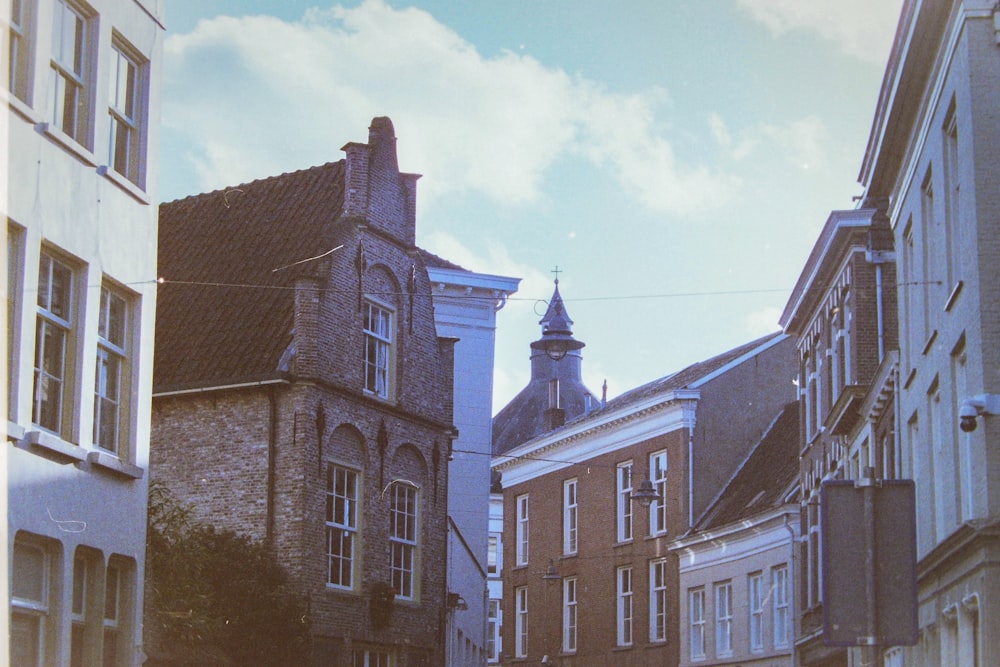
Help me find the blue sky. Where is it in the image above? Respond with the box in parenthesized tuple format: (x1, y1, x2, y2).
(160, 0, 904, 412)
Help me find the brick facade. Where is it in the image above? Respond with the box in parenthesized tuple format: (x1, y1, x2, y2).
(151, 118, 456, 666)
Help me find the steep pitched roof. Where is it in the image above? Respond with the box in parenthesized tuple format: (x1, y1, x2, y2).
(155, 162, 346, 392)
(693, 401, 800, 531)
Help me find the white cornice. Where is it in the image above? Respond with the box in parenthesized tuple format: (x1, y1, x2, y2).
(494, 390, 700, 487)
(670, 506, 799, 573)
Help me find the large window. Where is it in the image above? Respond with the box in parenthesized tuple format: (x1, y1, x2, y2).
(773, 565, 789, 648)
(94, 284, 129, 454)
(649, 450, 668, 535)
(749, 572, 763, 651)
(689, 587, 706, 660)
(108, 38, 145, 185)
(8, 0, 34, 102)
(33, 251, 75, 436)
(515, 586, 528, 658)
(363, 301, 393, 399)
(390, 483, 418, 599)
(650, 558, 668, 642)
(617, 566, 633, 647)
(516, 494, 529, 566)
(715, 581, 733, 657)
(326, 463, 359, 589)
(11, 537, 54, 666)
(563, 478, 578, 555)
(616, 461, 633, 542)
(49, 0, 91, 145)
(562, 577, 577, 653)
(487, 599, 500, 663)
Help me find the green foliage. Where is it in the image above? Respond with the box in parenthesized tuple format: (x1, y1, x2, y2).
(145, 482, 310, 666)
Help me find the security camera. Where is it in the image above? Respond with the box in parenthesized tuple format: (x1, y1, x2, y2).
(959, 400, 979, 433)
(959, 395, 1000, 433)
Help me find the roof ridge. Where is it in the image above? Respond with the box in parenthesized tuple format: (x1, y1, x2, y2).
(161, 159, 345, 205)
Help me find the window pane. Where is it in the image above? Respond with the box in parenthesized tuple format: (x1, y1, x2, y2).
(13, 543, 45, 601)
(11, 613, 41, 666)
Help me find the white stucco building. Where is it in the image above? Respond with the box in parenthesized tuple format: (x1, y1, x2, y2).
(858, 1, 1000, 664)
(427, 262, 519, 666)
(4, 0, 164, 664)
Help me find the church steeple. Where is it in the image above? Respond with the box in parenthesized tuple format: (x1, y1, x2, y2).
(492, 272, 596, 456)
(531, 278, 585, 362)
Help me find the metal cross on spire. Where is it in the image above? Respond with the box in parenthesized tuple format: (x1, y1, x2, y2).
(551, 265, 562, 284)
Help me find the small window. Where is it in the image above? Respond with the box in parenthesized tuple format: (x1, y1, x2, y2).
(33, 250, 76, 437)
(363, 301, 393, 399)
(11, 536, 54, 666)
(8, 0, 35, 102)
(107, 37, 146, 187)
(486, 599, 500, 663)
(49, 0, 92, 146)
(326, 463, 359, 589)
(487, 534, 499, 576)
(650, 559, 668, 642)
(515, 494, 529, 566)
(617, 566, 633, 647)
(515, 586, 528, 658)
(649, 450, 668, 535)
(773, 565, 790, 648)
(749, 572, 764, 651)
(563, 478, 578, 555)
(689, 587, 706, 660)
(390, 483, 418, 599)
(94, 284, 130, 455)
(616, 461, 633, 542)
(562, 577, 577, 653)
(715, 581, 733, 657)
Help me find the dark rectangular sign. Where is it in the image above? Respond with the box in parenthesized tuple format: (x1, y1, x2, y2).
(821, 479, 918, 647)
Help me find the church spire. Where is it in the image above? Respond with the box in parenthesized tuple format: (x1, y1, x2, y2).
(531, 273, 584, 361)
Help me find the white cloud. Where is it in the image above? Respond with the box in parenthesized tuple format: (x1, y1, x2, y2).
(736, 0, 904, 65)
(164, 0, 737, 216)
(710, 113, 829, 170)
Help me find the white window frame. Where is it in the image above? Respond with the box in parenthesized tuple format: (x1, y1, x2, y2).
(773, 565, 790, 648)
(11, 538, 51, 667)
(650, 558, 668, 642)
(363, 300, 393, 399)
(617, 566, 633, 647)
(563, 478, 578, 555)
(108, 36, 146, 186)
(715, 581, 733, 657)
(354, 648, 392, 667)
(487, 533, 500, 576)
(689, 587, 706, 660)
(516, 494, 529, 566)
(515, 586, 528, 658)
(8, 0, 35, 103)
(487, 598, 501, 663)
(326, 463, 359, 589)
(33, 250, 75, 437)
(617, 461, 633, 543)
(94, 284, 129, 455)
(49, 0, 91, 145)
(649, 450, 668, 535)
(562, 577, 577, 653)
(390, 483, 418, 600)
(749, 572, 764, 652)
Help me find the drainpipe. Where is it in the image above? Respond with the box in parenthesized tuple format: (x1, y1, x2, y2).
(266, 385, 278, 544)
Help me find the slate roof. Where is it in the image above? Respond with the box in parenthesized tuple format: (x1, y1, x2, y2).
(155, 162, 348, 392)
(693, 401, 800, 531)
(600, 331, 786, 415)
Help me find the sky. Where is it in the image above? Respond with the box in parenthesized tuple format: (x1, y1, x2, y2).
(160, 0, 905, 414)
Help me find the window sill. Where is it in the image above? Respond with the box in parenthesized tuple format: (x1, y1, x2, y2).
(921, 329, 939, 356)
(38, 122, 98, 167)
(944, 280, 963, 312)
(98, 165, 150, 204)
(87, 450, 144, 479)
(26, 429, 87, 462)
(7, 421, 26, 442)
(4, 90, 41, 124)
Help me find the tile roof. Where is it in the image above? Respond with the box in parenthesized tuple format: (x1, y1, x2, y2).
(155, 162, 347, 392)
(693, 401, 800, 531)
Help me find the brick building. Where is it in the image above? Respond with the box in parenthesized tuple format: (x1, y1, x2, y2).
(492, 330, 796, 667)
(5, 0, 164, 664)
(779, 206, 900, 667)
(150, 118, 459, 665)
